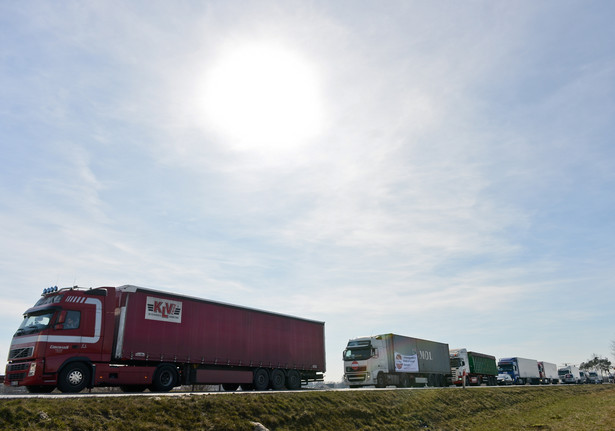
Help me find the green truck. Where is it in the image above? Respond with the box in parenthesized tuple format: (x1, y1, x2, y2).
(449, 348, 498, 386)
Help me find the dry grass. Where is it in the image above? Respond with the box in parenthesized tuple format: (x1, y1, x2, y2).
(0, 385, 614, 430)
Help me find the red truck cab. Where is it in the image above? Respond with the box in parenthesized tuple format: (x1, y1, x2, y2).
(5, 286, 115, 393)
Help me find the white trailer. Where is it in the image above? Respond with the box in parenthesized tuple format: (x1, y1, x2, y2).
(538, 361, 558, 384)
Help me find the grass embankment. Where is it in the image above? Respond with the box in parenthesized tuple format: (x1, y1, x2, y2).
(1, 385, 615, 430)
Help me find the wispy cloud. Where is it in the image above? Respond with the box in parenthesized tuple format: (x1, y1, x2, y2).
(1, 0, 614, 380)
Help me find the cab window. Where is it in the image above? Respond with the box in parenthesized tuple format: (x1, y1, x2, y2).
(64, 310, 81, 329)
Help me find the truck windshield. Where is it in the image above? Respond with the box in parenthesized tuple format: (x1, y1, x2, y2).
(344, 347, 372, 361)
(499, 364, 514, 373)
(15, 311, 56, 336)
(450, 358, 462, 368)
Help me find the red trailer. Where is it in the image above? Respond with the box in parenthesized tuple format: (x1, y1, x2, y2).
(5, 285, 325, 393)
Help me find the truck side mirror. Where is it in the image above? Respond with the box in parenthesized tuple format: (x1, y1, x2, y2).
(55, 310, 67, 328)
(56, 311, 66, 324)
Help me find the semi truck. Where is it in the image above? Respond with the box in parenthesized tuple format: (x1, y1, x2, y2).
(497, 357, 540, 385)
(558, 365, 581, 384)
(343, 333, 450, 388)
(449, 348, 498, 386)
(537, 361, 559, 384)
(5, 285, 326, 393)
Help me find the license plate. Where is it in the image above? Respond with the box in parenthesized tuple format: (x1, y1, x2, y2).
(11, 381, 19, 386)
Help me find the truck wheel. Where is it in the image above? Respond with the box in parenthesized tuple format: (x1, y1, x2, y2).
(222, 384, 239, 391)
(376, 373, 386, 388)
(253, 368, 270, 391)
(270, 369, 286, 390)
(58, 362, 90, 393)
(240, 383, 254, 391)
(286, 370, 301, 390)
(26, 385, 55, 393)
(151, 365, 178, 392)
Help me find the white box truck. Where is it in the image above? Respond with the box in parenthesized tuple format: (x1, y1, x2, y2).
(558, 365, 580, 384)
(497, 357, 540, 385)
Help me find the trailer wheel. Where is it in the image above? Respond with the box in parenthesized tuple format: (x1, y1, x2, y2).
(286, 370, 301, 390)
(253, 368, 270, 391)
(120, 385, 147, 393)
(151, 365, 178, 392)
(270, 369, 286, 390)
(427, 374, 435, 387)
(400, 374, 410, 388)
(436, 374, 445, 387)
(222, 384, 239, 391)
(58, 362, 90, 393)
(240, 383, 254, 391)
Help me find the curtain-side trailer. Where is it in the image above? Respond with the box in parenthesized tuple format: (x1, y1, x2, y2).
(5, 285, 325, 393)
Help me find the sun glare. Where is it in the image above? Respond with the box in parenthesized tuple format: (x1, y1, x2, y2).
(201, 42, 324, 152)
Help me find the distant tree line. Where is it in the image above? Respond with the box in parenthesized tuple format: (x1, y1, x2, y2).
(580, 353, 612, 375)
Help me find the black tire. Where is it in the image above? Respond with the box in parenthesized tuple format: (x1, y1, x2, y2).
(400, 374, 410, 388)
(437, 374, 445, 387)
(26, 385, 55, 393)
(286, 370, 301, 390)
(376, 373, 386, 388)
(151, 365, 178, 392)
(120, 385, 148, 393)
(253, 368, 269, 391)
(222, 383, 239, 391)
(270, 369, 286, 390)
(57, 362, 90, 393)
(240, 383, 254, 391)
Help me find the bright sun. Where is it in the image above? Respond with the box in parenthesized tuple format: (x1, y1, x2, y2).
(201, 42, 324, 152)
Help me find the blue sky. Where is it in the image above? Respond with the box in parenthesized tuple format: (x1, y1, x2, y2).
(1, 1, 614, 383)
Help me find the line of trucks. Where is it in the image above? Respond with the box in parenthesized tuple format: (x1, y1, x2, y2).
(3, 285, 603, 393)
(342, 335, 565, 388)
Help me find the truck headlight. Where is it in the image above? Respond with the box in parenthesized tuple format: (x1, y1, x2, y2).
(28, 363, 36, 377)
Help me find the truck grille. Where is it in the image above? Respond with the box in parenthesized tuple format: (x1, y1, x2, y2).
(7, 363, 29, 372)
(9, 347, 33, 360)
(6, 372, 27, 381)
(346, 373, 368, 382)
(345, 366, 367, 372)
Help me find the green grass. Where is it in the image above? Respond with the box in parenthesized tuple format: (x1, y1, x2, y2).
(1, 385, 615, 430)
